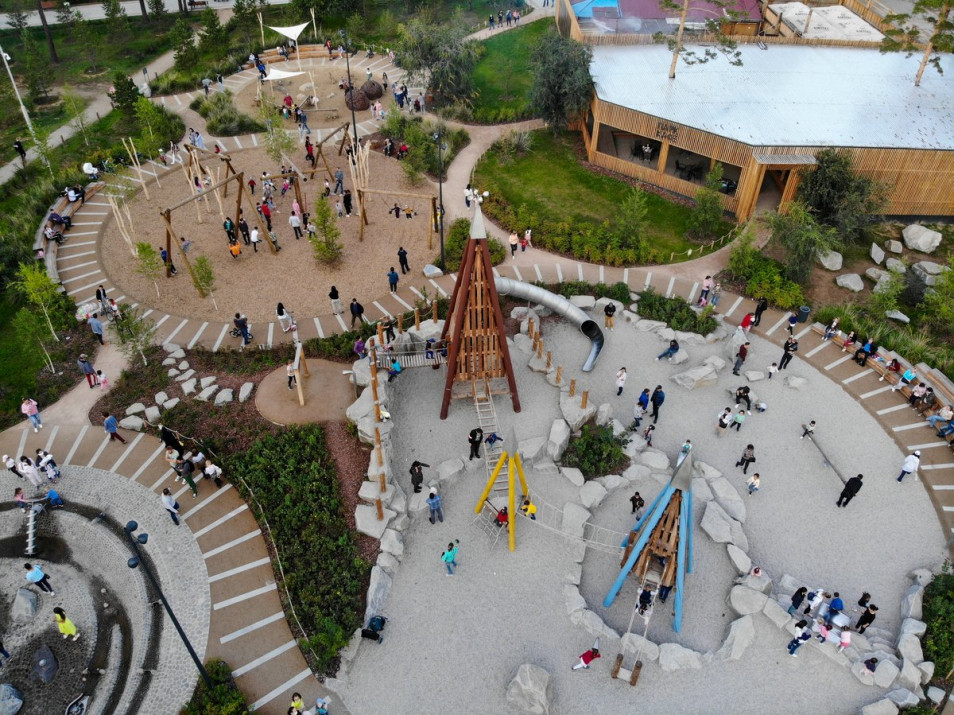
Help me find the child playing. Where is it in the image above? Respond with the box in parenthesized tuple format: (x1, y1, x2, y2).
(485, 432, 503, 446)
(96, 370, 108, 390)
(287, 362, 297, 390)
(336, 200, 343, 218)
(837, 625, 851, 653)
(631, 403, 646, 430)
(767, 362, 779, 379)
(815, 618, 832, 643)
(642, 424, 655, 447)
(681, 439, 692, 455)
(746, 473, 760, 495)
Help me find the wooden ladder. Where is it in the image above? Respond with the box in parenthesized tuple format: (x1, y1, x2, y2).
(473, 378, 507, 492)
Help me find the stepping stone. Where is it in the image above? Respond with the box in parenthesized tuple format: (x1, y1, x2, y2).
(214, 389, 234, 405)
(118, 416, 144, 431)
(154, 392, 168, 406)
(125, 403, 145, 416)
(174, 369, 196, 382)
(162, 343, 181, 353)
(181, 378, 197, 396)
(162, 358, 176, 367)
(196, 385, 219, 402)
(144, 406, 161, 423)
(239, 382, 254, 402)
(200, 376, 216, 388)
(169, 349, 186, 359)
(163, 398, 180, 410)
(177, 360, 190, 371)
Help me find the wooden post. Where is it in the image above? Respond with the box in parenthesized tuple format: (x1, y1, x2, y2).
(546, 351, 552, 369)
(357, 189, 366, 243)
(414, 309, 420, 330)
(556, 366, 562, 384)
(378, 471, 387, 494)
(569, 379, 576, 397)
(536, 341, 543, 358)
(398, 314, 404, 333)
(375, 428, 384, 468)
(433, 302, 439, 324)
(377, 323, 384, 344)
(528, 318, 534, 338)
(581, 390, 589, 409)
(375, 498, 384, 520)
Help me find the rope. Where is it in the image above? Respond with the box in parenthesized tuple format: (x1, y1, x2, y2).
(142, 420, 218, 460)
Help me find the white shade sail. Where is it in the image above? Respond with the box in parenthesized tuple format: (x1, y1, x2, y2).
(265, 68, 305, 81)
(267, 22, 310, 41)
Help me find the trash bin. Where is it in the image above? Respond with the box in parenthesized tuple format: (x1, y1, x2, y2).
(797, 305, 811, 323)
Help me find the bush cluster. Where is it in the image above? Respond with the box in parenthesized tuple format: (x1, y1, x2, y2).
(381, 112, 469, 180)
(562, 424, 629, 479)
(183, 659, 249, 715)
(636, 290, 719, 335)
(922, 564, 954, 678)
(189, 91, 264, 136)
(726, 231, 805, 310)
(442, 218, 506, 272)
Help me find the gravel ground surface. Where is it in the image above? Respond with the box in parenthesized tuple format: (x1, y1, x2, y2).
(99, 147, 436, 323)
(336, 315, 947, 714)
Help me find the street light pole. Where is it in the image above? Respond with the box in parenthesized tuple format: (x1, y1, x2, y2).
(434, 131, 446, 271)
(340, 30, 359, 150)
(124, 521, 213, 690)
(0, 43, 39, 146)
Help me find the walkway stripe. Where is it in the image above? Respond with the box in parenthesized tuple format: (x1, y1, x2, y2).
(513, 265, 523, 282)
(843, 371, 872, 385)
(208, 556, 271, 584)
(58, 240, 97, 248)
(723, 296, 743, 319)
(267, 322, 274, 348)
(394, 292, 415, 309)
(110, 433, 145, 472)
(233, 136, 244, 149)
(334, 313, 347, 330)
(860, 385, 893, 399)
(922, 463, 954, 471)
(766, 313, 791, 336)
(57, 260, 98, 272)
(187, 322, 209, 349)
(251, 133, 258, 146)
(232, 641, 299, 678)
(426, 281, 446, 299)
(577, 263, 584, 281)
(212, 323, 230, 352)
(220, 612, 285, 644)
(531, 264, 542, 282)
(910, 441, 949, 450)
(163, 319, 189, 345)
(192, 504, 248, 538)
(664, 275, 675, 298)
(642, 271, 651, 290)
(61, 269, 103, 284)
(42, 425, 60, 453)
(795, 325, 814, 340)
(213, 582, 276, 610)
(16, 428, 30, 462)
(130, 445, 164, 483)
(64, 425, 90, 465)
(825, 355, 853, 371)
(203, 530, 261, 560)
(154, 314, 170, 330)
(61, 230, 99, 237)
(313, 317, 324, 338)
(173, 94, 182, 106)
(623, 268, 629, 285)
(556, 264, 563, 282)
(70, 221, 104, 226)
(805, 341, 831, 358)
(687, 281, 698, 303)
(893, 422, 929, 432)
(372, 301, 393, 319)
(248, 668, 313, 711)
(86, 435, 111, 467)
(216, 139, 227, 152)
(877, 404, 910, 415)
(408, 287, 425, 301)
(598, 265, 604, 283)
(141, 309, 153, 319)
(84, 201, 110, 206)
(67, 280, 105, 297)
(56, 252, 96, 262)
(933, 485, 954, 490)
(182, 483, 234, 520)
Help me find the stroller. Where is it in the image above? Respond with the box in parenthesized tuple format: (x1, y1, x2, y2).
(361, 615, 388, 643)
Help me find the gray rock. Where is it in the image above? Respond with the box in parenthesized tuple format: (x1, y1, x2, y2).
(852, 660, 876, 685)
(520, 437, 547, 464)
(436, 457, 464, 483)
(196, 385, 219, 402)
(568, 295, 595, 310)
(570, 608, 618, 642)
(609, 419, 627, 438)
(125, 402, 145, 416)
(694, 461, 722, 481)
(910, 568, 934, 586)
(622, 464, 650, 482)
(422, 264, 444, 278)
(561, 467, 585, 488)
(354, 505, 395, 539)
(519, 309, 540, 337)
(897, 634, 924, 664)
(177, 360, 190, 371)
(380, 528, 404, 558)
(866, 649, 902, 669)
(346, 389, 375, 423)
(363, 566, 392, 625)
(163, 398, 180, 410)
(167, 347, 185, 358)
(144, 405, 161, 423)
(154, 391, 168, 406)
(903, 224, 942, 253)
(579, 481, 608, 509)
(885, 310, 910, 324)
(670, 349, 689, 365)
(701, 501, 733, 544)
(886, 239, 904, 254)
(376, 551, 399, 576)
(871, 243, 886, 265)
(601, 474, 625, 492)
(510, 307, 530, 320)
(703, 355, 727, 372)
(162, 357, 176, 366)
(927, 686, 944, 704)
(528, 352, 552, 374)
(728, 585, 767, 615)
(917, 260, 949, 275)
(900, 584, 924, 620)
(200, 375, 216, 388)
(874, 277, 895, 294)
(564, 562, 583, 585)
(181, 378, 197, 396)
(717, 615, 755, 661)
(656, 327, 676, 341)
(594, 297, 624, 316)
(559, 392, 597, 431)
(638, 449, 670, 471)
(635, 319, 667, 332)
(214, 389, 234, 405)
(818, 250, 844, 271)
(595, 403, 613, 427)
(339, 628, 363, 666)
(710, 476, 746, 523)
(674, 330, 707, 346)
(867, 267, 890, 282)
(886, 688, 921, 708)
(671, 365, 718, 390)
(898, 658, 921, 691)
(901, 618, 927, 638)
(622, 309, 638, 323)
(862, 700, 899, 715)
(168, 368, 181, 378)
(0, 684, 23, 714)
(506, 663, 552, 715)
(174, 368, 195, 382)
(118, 416, 144, 431)
(621, 633, 660, 662)
(547, 419, 571, 461)
(239, 382, 254, 403)
(784, 375, 807, 390)
(659, 643, 702, 671)
(726, 544, 751, 575)
(561, 503, 591, 538)
(744, 370, 765, 382)
(886, 257, 907, 274)
(918, 661, 935, 684)
(729, 519, 749, 551)
(691, 477, 714, 501)
(739, 573, 772, 594)
(763, 597, 792, 629)
(836, 273, 865, 292)
(11, 588, 37, 623)
(874, 660, 901, 688)
(564, 584, 586, 614)
(912, 261, 947, 288)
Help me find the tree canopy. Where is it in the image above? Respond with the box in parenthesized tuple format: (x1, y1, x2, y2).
(395, 18, 478, 104)
(529, 30, 594, 132)
(882, 0, 954, 86)
(767, 200, 841, 285)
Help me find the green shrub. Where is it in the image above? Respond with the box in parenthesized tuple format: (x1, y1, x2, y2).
(637, 290, 718, 335)
(191, 91, 265, 136)
(922, 563, 954, 678)
(563, 424, 629, 479)
(183, 659, 249, 715)
(726, 230, 805, 310)
(441, 218, 505, 272)
(381, 112, 469, 180)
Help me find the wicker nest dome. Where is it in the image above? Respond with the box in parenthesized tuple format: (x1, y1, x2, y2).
(345, 88, 370, 111)
(362, 80, 384, 100)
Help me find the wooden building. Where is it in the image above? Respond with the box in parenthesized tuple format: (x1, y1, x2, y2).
(573, 39, 954, 220)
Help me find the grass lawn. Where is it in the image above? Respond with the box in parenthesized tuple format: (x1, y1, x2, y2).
(0, 101, 82, 164)
(474, 130, 703, 262)
(471, 20, 549, 122)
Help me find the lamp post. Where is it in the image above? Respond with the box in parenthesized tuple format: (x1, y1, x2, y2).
(339, 29, 359, 150)
(434, 131, 446, 271)
(0, 44, 39, 149)
(123, 520, 213, 690)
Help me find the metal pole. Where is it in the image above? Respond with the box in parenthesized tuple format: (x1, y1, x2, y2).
(435, 132, 446, 271)
(125, 530, 213, 690)
(1, 43, 39, 146)
(341, 31, 359, 149)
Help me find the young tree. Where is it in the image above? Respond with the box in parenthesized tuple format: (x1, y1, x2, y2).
(62, 84, 90, 146)
(12, 308, 55, 374)
(259, 102, 296, 163)
(797, 149, 886, 243)
(231, 0, 257, 44)
(199, 7, 226, 55)
(766, 200, 840, 285)
(14, 262, 63, 341)
(6, 1, 29, 32)
(134, 242, 163, 298)
(309, 197, 344, 265)
(882, 0, 954, 86)
(21, 33, 54, 105)
(146, 0, 167, 22)
(111, 72, 141, 123)
(55, 1, 76, 27)
(102, 0, 130, 38)
(657, 0, 743, 79)
(134, 96, 165, 157)
(74, 14, 101, 73)
(687, 162, 726, 241)
(192, 255, 218, 309)
(395, 19, 479, 104)
(529, 30, 594, 133)
(113, 304, 157, 366)
(610, 188, 649, 261)
(170, 18, 198, 72)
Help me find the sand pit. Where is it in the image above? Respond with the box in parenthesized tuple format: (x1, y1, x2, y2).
(334, 316, 947, 713)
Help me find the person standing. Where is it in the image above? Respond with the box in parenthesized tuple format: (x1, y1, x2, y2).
(698, 275, 713, 305)
(20, 457, 44, 488)
(333, 167, 344, 195)
(21, 398, 42, 433)
(175, 456, 200, 499)
(349, 298, 365, 328)
(615, 367, 627, 396)
(746, 473, 760, 495)
(89, 314, 106, 346)
(387, 267, 399, 293)
(801, 420, 816, 440)
(203, 459, 224, 488)
(779, 336, 798, 370)
(740, 312, 754, 332)
(4, 454, 22, 479)
(233, 313, 251, 345)
(426, 488, 444, 524)
(509, 231, 519, 259)
(732, 342, 749, 376)
(716, 408, 732, 437)
(731, 409, 746, 432)
(826, 592, 845, 627)
(160, 246, 177, 275)
(329, 286, 344, 315)
(409, 460, 429, 494)
(102, 411, 127, 444)
(837, 473, 864, 507)
(54, 607, 80, 641)
(24, 563, 54, 594)
(398, 247, 410, 274)
(787, 620, 812, 657)
(856, 604, 879, 634)
(897, 451, 921, 482)
(161, 488, 180, 525)
(572, 647, 601, 670)
(13, 139, 27, 165)
(788, 587, 808, 616)
(787, 313, 798, 336)
(630, 491, 644, 517)
(468, 427, 484, 460)
(650, 386, 665, 424)
(95, 285, 109, 314)
(288, 212, 302, 239)
(276, 303, 293, 333)
(343, 189, 353, 217)
(735, 444, 755, 474)
(752, 296, 768, 326)
(604, 301, 616, 331)
(441, 540, 459, 575)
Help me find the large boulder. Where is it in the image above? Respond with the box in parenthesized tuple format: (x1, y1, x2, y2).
(638, 449, 670, 471)
(870, 243, 886, 265)
(436, 458, 465, 484)
(579, 481, 608, 509)
(126, 402, 145, 416)
(568, 295, 595, 310)
(886, 689, 921, 709)
(560, 392, 597, 431)
(635, 319, 667, 332)
(0, 685, 23, 714)
(709, 476, 746, 523)
(506, 664, 552, 715)
(861, 700, 899, 715)
(622, 464, 650, 482)
(671, 365, 718, 390)
(659, 643, 702, 671)
(691, 478, 714, 502)
(621, 633, 660, 662)
(561, 503, 591, 538)
(818, 250, 843, 271)
(885, 310, 910, 324)
(763, 597, 792, 629)
(873, 660, 901, 689)
(11, 588, 37, 623)
(118, 416, 144, 432)
(900, 584, 924, 620)
(726, 544, 751, 575)
(564, 584, 586, 614)
(836, 273, 865, 292)
(670, 349, 689, 365)
(903, 224, 942, 253)
(897, 634, 923, 664)
(363, 566, 392, 624)
(701, 501, 734, 543)
(898, 658, 921, 691)
(380, 528, 404, 558)
(702, 355, 727, 372)
(561, 467, 585, 487)
(728, 585, 767, 615)
(918, 661, 935, 684)
(546, 419, 571, 461)
(694, 461, 722, 481)
(355, 505, 395, 539)
(717, 615, 755, 660)
(901, 619, 927, 638)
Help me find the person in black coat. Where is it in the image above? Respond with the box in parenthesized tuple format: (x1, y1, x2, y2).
(409, 461, 430, 494)
(468, 428, 484, 460)
(837, 473, 864, 508)
(753, 296, 768, 326)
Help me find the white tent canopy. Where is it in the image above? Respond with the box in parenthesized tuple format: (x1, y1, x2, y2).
(264, 68, 305, 81)
(267, 22, 310, 42)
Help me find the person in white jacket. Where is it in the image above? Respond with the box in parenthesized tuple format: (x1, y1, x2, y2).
(897, 451, 921, 483)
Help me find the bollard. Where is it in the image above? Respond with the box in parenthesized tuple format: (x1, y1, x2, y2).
(546, 350, 552, 369)
(433, 303, 439, 323)
(377, 323, 384, 344)
(581, 390, 589, 409)
(537, 341, 543, 358)
(378, 471, 387, 494)
(414, 309, 420, 330)
(375, 498, 384, 520)
(555, 366, 562, 384)
(398, 314, 404, 334)
(528, 317, 534, 338)
(569, 379, 576, 397)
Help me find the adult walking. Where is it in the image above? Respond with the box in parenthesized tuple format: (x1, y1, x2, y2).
(698, 275, 713, 305)
(333, 167, 344, 195)
(398, 247, 410, 274)
(25, 563, 54, 595)
(897, 451, 921, 482)
(21, 398, 42, 433)
(409, 460, 429, 494)
(468, 428, 484, 460)
(161, 488, 181, 525)
(102, 411, 126, 444)
(89, 314, 106, 346)
(276, 303, 294, 333)
(77, 354, 98, 388)
(779, 336, 798, 370)
(572, 647, 601, 670)
(615, 367, 627, 396)
(426, 488, 444, 524)
(837, 473, 864, 507)
(604, 301, 616, 331)
(732, 341, 749, 376)
(752, 296, 768, 326)
(349, 299, 365, 328)
(329, 286, 344, 315)
(735, 444, 755, 474)
(387, 267, 400, 293)
(509, 232, 518, 259)
(630, 491, 644, 517)
(650, 386, 665, 424)
(856, 604, 879, 634)
(54, 607, 80, 641)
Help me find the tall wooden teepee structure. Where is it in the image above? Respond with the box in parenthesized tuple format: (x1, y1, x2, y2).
(439, 205, 520, 419)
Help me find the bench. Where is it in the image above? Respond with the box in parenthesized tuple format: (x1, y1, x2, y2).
(33, 181, 105, 287)
(188, 0, 207, 7)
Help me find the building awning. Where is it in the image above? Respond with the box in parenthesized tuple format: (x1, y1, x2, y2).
(753, 153, 817, 166)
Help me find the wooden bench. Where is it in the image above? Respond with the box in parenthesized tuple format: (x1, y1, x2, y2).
(33, 181, 105, 287)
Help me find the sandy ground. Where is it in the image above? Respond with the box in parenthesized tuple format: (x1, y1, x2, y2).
(335, 316, 947, 714)
(99, 147, 437, 323)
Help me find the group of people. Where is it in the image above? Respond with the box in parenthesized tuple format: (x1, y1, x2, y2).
(785, 588, 879, 658)
(487, 7, 522, 30)
(508, 229, 533, 258)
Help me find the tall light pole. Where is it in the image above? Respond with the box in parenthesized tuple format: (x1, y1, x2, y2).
(0, 44, 39, 147)
(434, 131, 446, 271)
(124, 520, 213, 690)
(339, 29, 359, 150)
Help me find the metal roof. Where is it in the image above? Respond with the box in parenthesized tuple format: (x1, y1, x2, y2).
(753, 153, 817, 164)
(590, 44, 954, 150)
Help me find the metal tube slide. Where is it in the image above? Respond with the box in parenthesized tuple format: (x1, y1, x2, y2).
(494, 277, 605, 372)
